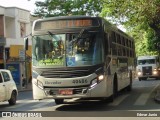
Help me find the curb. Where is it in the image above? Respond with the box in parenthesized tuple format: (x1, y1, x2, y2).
(17, 83, 32, 92)
(18, 89, 32, 92)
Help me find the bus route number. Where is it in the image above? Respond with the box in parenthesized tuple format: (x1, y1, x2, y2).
(72, 79, 88, 84)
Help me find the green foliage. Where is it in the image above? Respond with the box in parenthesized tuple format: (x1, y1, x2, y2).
(34, 0, 160, 56)
(101, 0, 160, 56)
(34, 0, 102, 17)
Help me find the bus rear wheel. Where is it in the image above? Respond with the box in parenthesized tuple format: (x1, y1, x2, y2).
(54, 99, 64, 105)
(126, 72, 132, 91)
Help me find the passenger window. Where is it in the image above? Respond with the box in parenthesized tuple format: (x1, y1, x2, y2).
(0, 73, 3, 83)
(2, 72, 10, 82)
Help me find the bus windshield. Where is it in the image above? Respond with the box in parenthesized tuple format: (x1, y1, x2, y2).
(32, 32, 102, 67)
(138, 59, 156, 65)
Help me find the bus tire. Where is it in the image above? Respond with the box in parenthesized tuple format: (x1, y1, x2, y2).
(126, 71, 132, 91)
(112, 74, 118, 100)
(113, 82, 118, 97)
(102, 75, 118, 103)
(107, 94, 114, 103)
(55, 99, 64, 105)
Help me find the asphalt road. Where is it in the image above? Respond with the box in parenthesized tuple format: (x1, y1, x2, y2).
(1, 78, 160, 118)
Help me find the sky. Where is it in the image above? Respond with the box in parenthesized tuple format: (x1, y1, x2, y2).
(0, 0, 44, 13)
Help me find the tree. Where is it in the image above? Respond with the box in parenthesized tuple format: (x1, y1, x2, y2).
(34, 0, 102, 17)
(101, 0, 160, 55)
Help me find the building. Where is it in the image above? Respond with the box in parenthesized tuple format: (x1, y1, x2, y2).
(0, 6, 33, 87)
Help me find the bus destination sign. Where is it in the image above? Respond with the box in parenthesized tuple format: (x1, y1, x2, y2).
(34, 19, 99, 30)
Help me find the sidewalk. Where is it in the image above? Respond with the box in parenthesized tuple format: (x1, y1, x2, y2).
(17, 83, 32, 92)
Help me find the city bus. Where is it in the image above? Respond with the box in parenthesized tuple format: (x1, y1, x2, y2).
(29, 16, 136, 104)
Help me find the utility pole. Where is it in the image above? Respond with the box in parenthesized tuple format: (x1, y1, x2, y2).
(3, 46, 6, 69)
(24, 38, 28, 88)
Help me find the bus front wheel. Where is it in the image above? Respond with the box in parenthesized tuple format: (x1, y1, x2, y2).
(54, 99, 64, 105)
(108, 75, 118, 102)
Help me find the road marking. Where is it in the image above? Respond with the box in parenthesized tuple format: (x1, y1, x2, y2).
(8, 99, 53, 109)
(134, 93, 150, 105)
(32, 102, 50, 108)
(17, 99, 34, 103)
(8, 100, 38, 108)
(108, 94, 130, 106)
(150, 83, 159, 93)
(32, 99, 53, 108)
(134, 83, 159, 106)
(8, 102, 28, 108)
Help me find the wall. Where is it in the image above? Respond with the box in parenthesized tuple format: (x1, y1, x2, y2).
(10, 45, 32, 58)
(0, 15, 4, 37)
(5, 17, 16, 38)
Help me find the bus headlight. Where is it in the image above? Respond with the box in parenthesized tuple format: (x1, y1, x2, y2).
(137, 71, 142, 76)
(153, 70, 158, 75)
(90, 75, 104, 88)
(98, 75, 104, 81)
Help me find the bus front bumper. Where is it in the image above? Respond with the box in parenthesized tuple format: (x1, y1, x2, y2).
(32, 80, 107, 100)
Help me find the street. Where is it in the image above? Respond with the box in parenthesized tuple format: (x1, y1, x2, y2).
(0, 78, 160, 117)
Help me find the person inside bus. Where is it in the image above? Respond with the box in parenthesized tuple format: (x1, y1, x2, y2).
(51, 40, 64, 59)
(48, 41, 55, 60)
(34, 39, 39, 60)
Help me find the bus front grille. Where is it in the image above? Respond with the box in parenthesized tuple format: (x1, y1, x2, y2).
(33, 64, 103, 78)
(142, 66, 152, 75)
(41, 69, 94, 78)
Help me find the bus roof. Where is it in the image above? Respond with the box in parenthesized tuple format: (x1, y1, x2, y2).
(137, 56, 157, 60)
(34, 15, 100, 22)
(32, 15, 134, 41)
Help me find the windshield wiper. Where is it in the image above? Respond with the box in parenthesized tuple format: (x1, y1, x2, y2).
(47, 31, 60, 41)
(69, 28, 86, 45)
(47, 31, 54, 36)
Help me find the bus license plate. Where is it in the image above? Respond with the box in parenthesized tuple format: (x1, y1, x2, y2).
(59, 89, 73, 95)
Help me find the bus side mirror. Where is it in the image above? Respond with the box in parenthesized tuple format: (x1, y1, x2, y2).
(24, 38, 28, 50)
